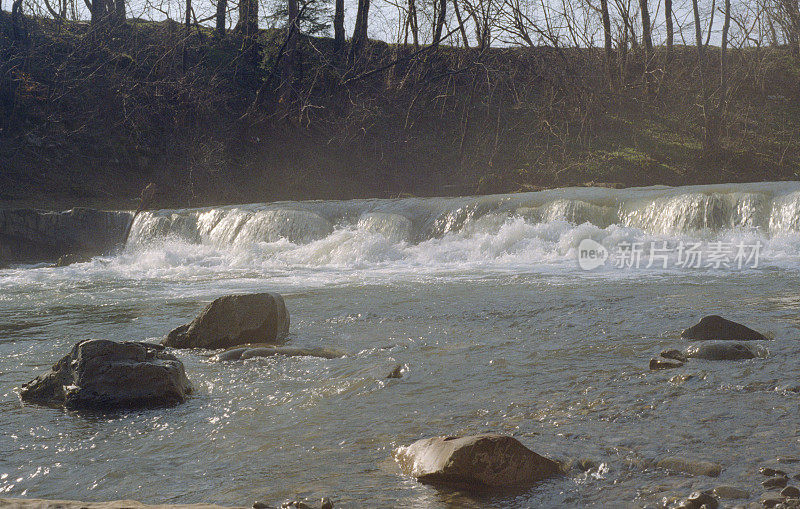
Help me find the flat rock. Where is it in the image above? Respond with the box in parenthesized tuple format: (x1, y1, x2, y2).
(684, 342, 757, 361)
(164, 293, 289, 349)
(20, 339, 192, 410)
(394, 434, 561, 489)
(656, 456, 722, 477)
(681, 315, 767, 341)
(213, 345, 344, 361)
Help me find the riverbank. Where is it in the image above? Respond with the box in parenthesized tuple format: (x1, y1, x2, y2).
(2, 16, 799, 210)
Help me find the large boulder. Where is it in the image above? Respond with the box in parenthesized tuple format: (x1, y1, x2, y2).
(681, 315, 767, 341)
(684, 341, 757, 361)
(394, 435, 562, 490)
(20, 339, 192, 410)
(163, 293, 289, 349)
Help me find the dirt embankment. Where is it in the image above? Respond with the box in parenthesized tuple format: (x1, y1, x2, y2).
(2, 16, 799, 211)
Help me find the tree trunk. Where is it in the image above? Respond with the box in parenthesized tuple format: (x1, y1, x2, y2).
(91, 0, 106, 27)
(600, 0, 613, 84)
(721, 0, 730, 85)
(408, 0, 419, 48)
(333, 0, 345, 52)
(11, 0, 25, 40)
(113, 0, 125, 25)
(349, 0, 371, 61)
(432, 0, 446, 46)
(639, 0, 652, 54)
(281, 0, 300, 104)
(236, 0, 258, 37)
(452, 0, 469, 47)
(216, 0, 227, 37)
(665, 0, 673, 57)
(692, 0, 703, 61)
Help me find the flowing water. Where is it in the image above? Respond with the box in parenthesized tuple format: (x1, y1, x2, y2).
(2, 182, 800, 508)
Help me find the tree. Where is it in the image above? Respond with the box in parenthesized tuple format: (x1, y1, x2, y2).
(433, 0, 447, 46)
(600, 0, 613, 83)
(216, 0, 227, 37)
(350, 0, 370, 60)
(333, 0, 344, 52)
(692, 0, 703, 60)
(639, 0, 652, 54)
(237, 0, 259, 37)
(665, 0, 673, 56)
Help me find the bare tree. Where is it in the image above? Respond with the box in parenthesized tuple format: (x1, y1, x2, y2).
(216, 0, 227, 37)
(665, 0, 673, 55)
(350, 0, 371, 60)
(237, 0, 258, 37)
(334, 0, 345, 52)
(639, 0, 652, 53)
(432, 0, 447, 46)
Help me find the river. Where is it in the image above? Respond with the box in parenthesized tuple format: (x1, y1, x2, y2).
(1, 182, 799, 507)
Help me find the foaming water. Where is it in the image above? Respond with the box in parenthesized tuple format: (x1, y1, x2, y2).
(2, 183, 800, 507)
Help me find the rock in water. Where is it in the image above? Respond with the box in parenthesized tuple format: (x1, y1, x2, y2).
(394, 435, 561, 490)
(684, 342, 756, 361)
(213, 345, 344, 361)
(681, 315, 767, 341)
(20, 339, 192, 410)
(650, 358, 684, 370)
(164, 293, 289, 349)
(656, 456, 722, 477)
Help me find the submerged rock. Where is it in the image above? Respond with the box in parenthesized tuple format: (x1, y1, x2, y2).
(386, 363, 407, 379)
(783, 486, 800, 498)
(681, 315, 767, 341)
(763, 476, 790, 489)
(650, 358, 684, 370)
(54, 253, 94, 267)
(713, 485, 749, 499)
(20, 339, 192, 410)
(164, 293, 289, 349)
(213, 345, 344, 361)
(656, 456, 722, 477)
(684, 342, 757, 361)
(394, 434, 561, 490)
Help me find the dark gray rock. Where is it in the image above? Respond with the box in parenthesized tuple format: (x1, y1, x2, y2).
(762, 468, 789, 477)
(684, 342, 757, 361)
(395, 434, 562, 490)
(681, 315, 767, 341)
(164, 293, 289, 349)
(0, 208, 132, 266)
(20, 339, 192, 410)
